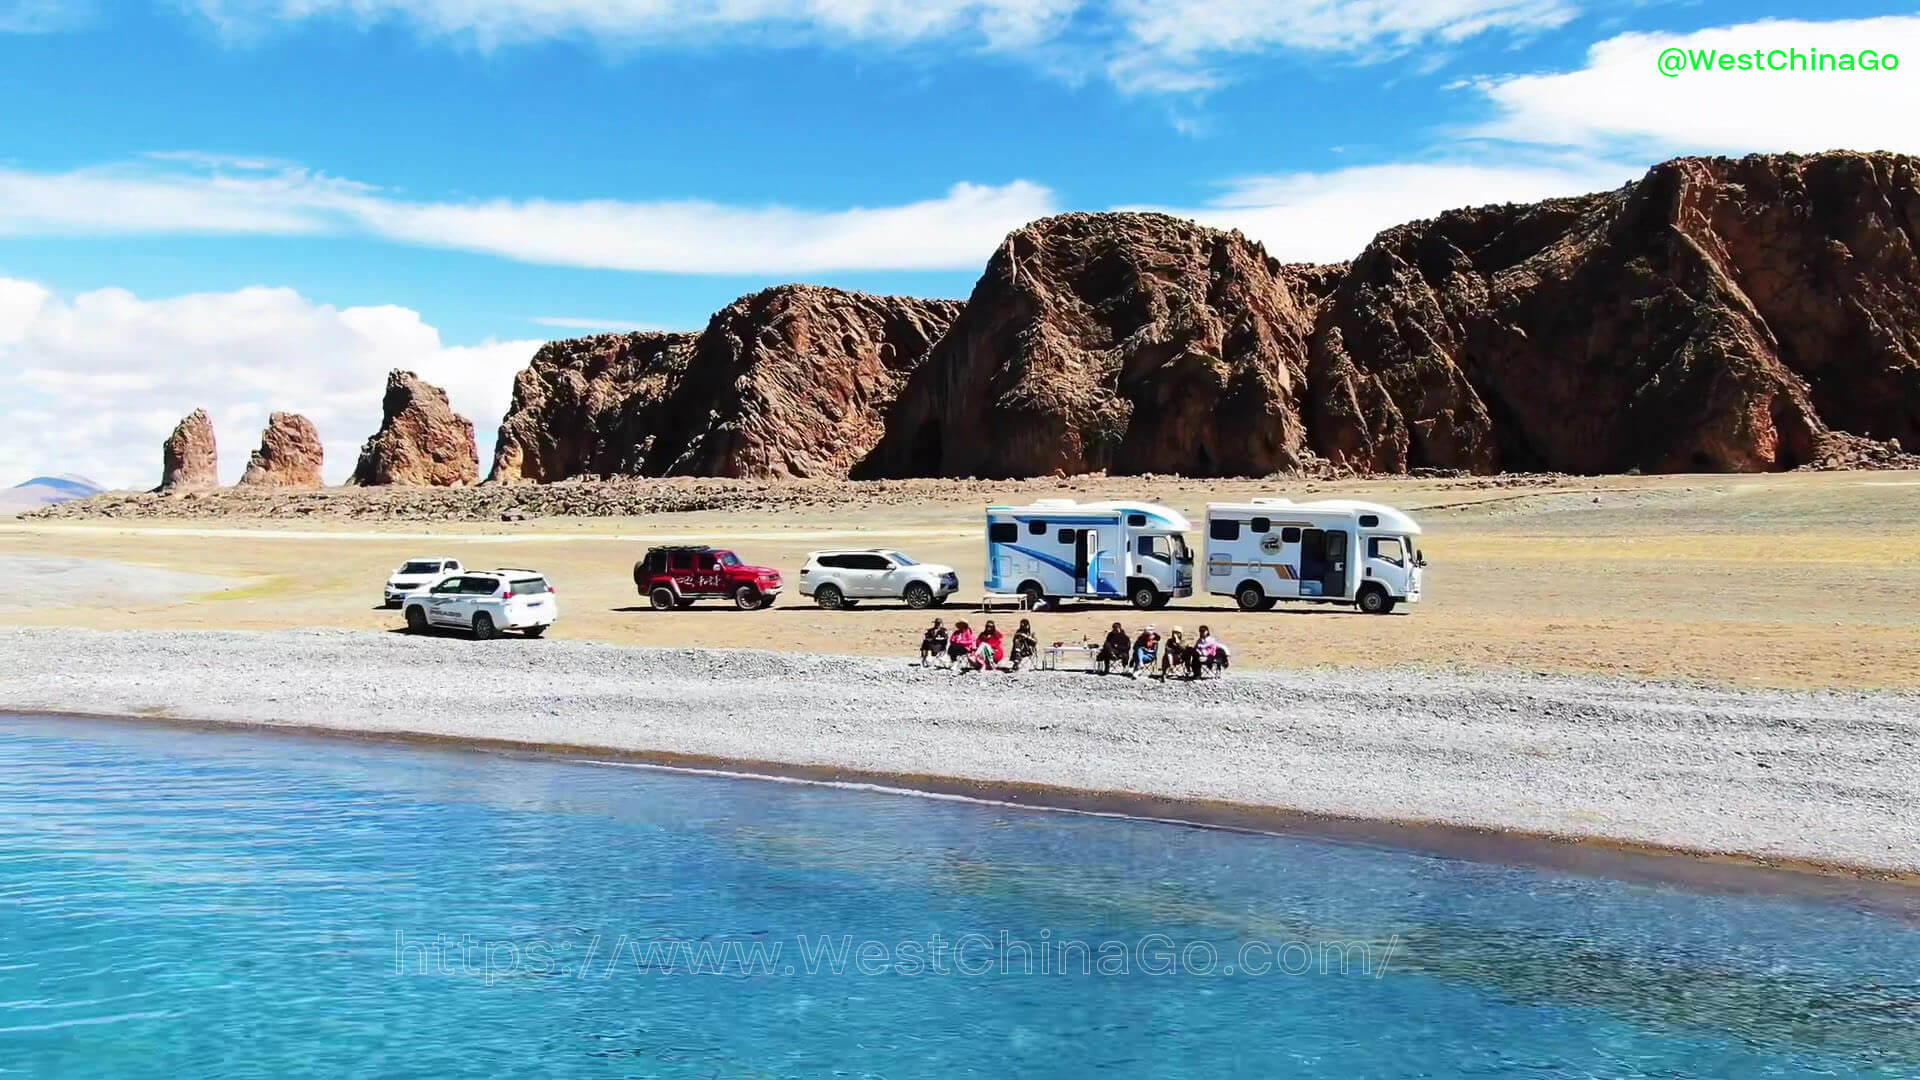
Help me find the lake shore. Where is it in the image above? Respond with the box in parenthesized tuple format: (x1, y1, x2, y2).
(6, 627, 1917, 882)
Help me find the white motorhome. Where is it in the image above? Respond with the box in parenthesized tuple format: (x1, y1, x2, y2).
(985, 500, 1194, 610)
(1204, 499, 1425, 614)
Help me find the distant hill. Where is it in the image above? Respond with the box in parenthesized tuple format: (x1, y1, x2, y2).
(0, 474, 105, 514)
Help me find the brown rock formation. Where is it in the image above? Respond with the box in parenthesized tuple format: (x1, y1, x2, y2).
(645, 285, 962, 478)
(488, 332, 697, 483)
(490, 286, 959, 482)
(352, 371, 478, 486)
(482, 151, 1919, 482)
(158, 408, 218, 491)
(237, 412, 324, 488)
(1306, 150, 1920, 473)
(859, 213, 1323, 478)
(863, 151, 1919, 478)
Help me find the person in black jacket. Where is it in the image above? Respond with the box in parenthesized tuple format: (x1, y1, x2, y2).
(1009, 618, 1038, 671)
(1096, 622, 1129, 675)
(919, 618, 949, 666)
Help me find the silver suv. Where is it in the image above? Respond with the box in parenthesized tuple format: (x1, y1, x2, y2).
(798, 549, 959, 610)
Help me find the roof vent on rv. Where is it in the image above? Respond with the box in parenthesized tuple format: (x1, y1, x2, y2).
(1030, 499, 1078, 508)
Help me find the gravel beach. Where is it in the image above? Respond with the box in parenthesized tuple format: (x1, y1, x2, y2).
(4, 627, 1917, 875)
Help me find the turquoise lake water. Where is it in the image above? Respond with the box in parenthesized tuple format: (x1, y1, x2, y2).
(2, 714, 1918, 1078)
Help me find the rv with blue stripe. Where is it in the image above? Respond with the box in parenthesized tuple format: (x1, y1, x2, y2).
(984, 500, 1194, 610)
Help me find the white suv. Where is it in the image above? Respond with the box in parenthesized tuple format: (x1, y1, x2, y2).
(384, 556, 462, 606)
(799, 550, 959, 610)
(403, 569, 558, 639)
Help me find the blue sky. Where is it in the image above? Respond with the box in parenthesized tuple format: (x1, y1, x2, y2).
(2, 0, 1917, 486)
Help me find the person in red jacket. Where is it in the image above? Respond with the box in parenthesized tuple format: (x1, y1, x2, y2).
(973, 620, 1007, 671)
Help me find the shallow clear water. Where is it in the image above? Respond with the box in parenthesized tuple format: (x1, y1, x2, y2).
(2, 716, 1917, 1078)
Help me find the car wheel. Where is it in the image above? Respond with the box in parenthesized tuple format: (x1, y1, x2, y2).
(472, 612, 497, 640)
(404, 606, 427, 633)
(1357, 586, 1391, 615)
(1235, 583, 1265, 612)
(815, 584, 845, 610)
(1018, 582, 1049, 611)
(524, 625, 547, 638)
(649, 586, 676, 611)
(903, 582, 934, 609)
(734, 584, 763, 611)
(1129, 583, 1160, 610)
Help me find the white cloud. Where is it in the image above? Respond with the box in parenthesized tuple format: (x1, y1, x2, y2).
(181, 0, 1577, 92)
(1467, 16, 1920, 155)
(191, 0, 1082, 50)
(531, 316, 675, 332)
(1144, 155, 1638, 264)
(0, 158, 1054, 274)
(0, 278, 540, 489)
(349, 180, 1057, 273)
(0, 0, 91, 33)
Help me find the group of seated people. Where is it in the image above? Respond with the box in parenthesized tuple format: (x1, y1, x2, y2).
(918, 618, 1039, 672)
(1096, 622, 1229, 680)
(917, 617, 1227, 678)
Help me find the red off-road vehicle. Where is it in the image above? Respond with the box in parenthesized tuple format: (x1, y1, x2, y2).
(633, 545, 783, 611)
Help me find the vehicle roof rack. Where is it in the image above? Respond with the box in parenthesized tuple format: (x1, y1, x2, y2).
(645, 544, 716, 552)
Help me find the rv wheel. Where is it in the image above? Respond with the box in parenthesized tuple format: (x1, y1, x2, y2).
(1357, 586, 1393, 615)
(1235, 583, 1265, 612)
(1129, 583, 1160, 610)
(1018, 582, 1049, 611)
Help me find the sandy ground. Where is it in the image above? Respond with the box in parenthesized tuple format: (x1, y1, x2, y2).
(5, 627, 1916, 877)
(6, 471, 1919, 689)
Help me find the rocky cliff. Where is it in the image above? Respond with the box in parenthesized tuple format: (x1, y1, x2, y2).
(1306, 150, 1920, 473)
(492, 150, 1918, 481)
(644, 285, 962, 478)
(158, 408, 218, 491)
(859, 213, 1324, 478)
(488, 332, 697, 483)
(490, 287, 960, 482)
(352, 371, 478, 486)
(237, 412, 324, 488)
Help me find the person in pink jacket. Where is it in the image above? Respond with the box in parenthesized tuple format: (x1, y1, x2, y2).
(946, 621, 977, 668)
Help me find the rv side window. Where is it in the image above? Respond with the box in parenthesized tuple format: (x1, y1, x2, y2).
(1281, 527, 1302, 544)
(1209, 518, 1240, 542)
(990, 523, 1017, 543)
(1250, 517, 1270, 533)
(1029, 520, 1046, 535)
(1127, 514, 1146, 527)
(1056, 528, 1074, 543)
(1359, 514, 1380, 528)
